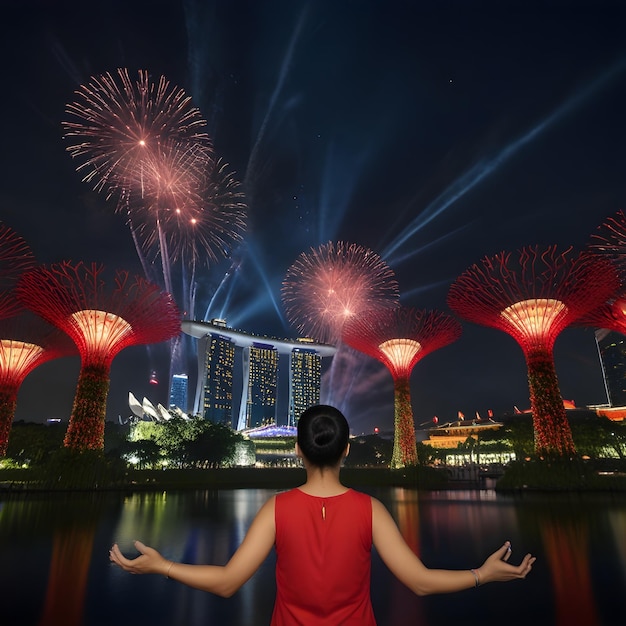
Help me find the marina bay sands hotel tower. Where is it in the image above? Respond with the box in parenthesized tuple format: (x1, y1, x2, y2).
(181, 320, 337, 430)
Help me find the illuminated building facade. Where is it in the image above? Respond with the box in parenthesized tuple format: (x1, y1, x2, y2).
(238, 343, 279, 429)
(595, 329, 626, 407)
(169, 373, 188, 411)
(183, 320, 336, 430)
(201, 332, 235, 425)
(289, 348, 321, 427)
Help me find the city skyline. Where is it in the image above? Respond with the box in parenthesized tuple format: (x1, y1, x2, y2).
(3, 1, 626, 434)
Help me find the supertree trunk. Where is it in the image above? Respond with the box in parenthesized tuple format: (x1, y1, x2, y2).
(63, 364, 110, 451)
(0, 389, 18, 457)
(526, 348, 575, 457)
(391, 376, 418, 468)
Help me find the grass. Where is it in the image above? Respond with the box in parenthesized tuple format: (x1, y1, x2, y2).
(496, 458, 626, 491)
(3, 457, 625, 493)
(0, 464, 450, 492)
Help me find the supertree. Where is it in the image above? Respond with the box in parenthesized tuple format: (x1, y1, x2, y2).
(0, 312, 76, 456)
(342, 306, 462, 468)
(0, 222, 36, 320)
(17, 262, 181, 451)
(447, 245, 620, 457)
(282, 241, 400, 345)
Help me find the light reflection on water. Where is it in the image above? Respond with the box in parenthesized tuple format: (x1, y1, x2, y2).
(1, 487, 625, 625)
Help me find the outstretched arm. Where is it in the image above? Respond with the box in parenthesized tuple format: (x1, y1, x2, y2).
(109, 495, 276, 597)
(371, 498, 535, 596)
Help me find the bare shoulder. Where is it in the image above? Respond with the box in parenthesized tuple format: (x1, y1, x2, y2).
(258, 494, 276, 518)
(371, 496, 394, 521)
(240, 495, 276, 545)
(371, 496, 403, 542)
(244, 495, 276, 531)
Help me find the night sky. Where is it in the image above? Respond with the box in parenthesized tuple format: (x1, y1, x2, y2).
(2, 0, 626, 434)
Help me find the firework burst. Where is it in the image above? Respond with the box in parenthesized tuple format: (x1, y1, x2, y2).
(282, 241, 400, 345)
(63, 68, 212, 200)
(131, 154, 247, 266)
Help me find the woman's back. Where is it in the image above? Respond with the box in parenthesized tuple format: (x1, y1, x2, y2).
(272, 488, 376, 625)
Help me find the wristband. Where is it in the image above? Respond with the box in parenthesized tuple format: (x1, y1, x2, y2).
(470, 568, 480, 587)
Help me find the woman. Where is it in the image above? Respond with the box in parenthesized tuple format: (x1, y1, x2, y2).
(110, 405, 535, 624)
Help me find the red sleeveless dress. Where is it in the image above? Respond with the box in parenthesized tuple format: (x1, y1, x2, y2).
(271, 488, 376, 625)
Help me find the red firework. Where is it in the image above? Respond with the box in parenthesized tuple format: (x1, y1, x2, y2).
(447, 245, 620, 457)
(343, 307, 461, 468)
(17, 262, 181, 451)
(131, 154, 247, 265)
(63, 69, 247, 279)
(0, 222, 36, 320)
(63, 68, 212, 200)
(0, 313, 76, 456)
(282, 241, 400, 345)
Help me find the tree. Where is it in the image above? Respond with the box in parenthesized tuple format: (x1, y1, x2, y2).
(5, 421, 65, 466)
(183, 423, 242, 468)
(343, 435, 392, 467)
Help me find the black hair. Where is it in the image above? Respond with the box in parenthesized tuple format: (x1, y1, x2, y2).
(297, 404, 349, 467)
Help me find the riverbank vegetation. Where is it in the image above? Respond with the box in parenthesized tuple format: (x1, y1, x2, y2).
(1, 413, 625, 491)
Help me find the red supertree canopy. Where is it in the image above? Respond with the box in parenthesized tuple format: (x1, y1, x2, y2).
(583, 210, 626, 333)
(447, 245, 620, 457)
(343, 306, 461, 468)
(282, 241, 400, 345)
(0, 313, 76, 456)
(17, 262, 181, 368)
(0, 222, 36, 320)
(576, 297, 626, 335)
(16, 261, 181, 451)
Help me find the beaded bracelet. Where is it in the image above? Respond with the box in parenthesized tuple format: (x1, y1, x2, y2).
(470, 568, 480, 587)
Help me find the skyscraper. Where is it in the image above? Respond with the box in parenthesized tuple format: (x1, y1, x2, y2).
(288, 347, 321, 426)
(238, 342, 278, 429)
(202, 332, 236, 425)
(595, 329, 626, 407)
(169, 373, 188, 412)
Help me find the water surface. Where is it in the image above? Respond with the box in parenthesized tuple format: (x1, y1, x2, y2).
(1, 487, 625, 625)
